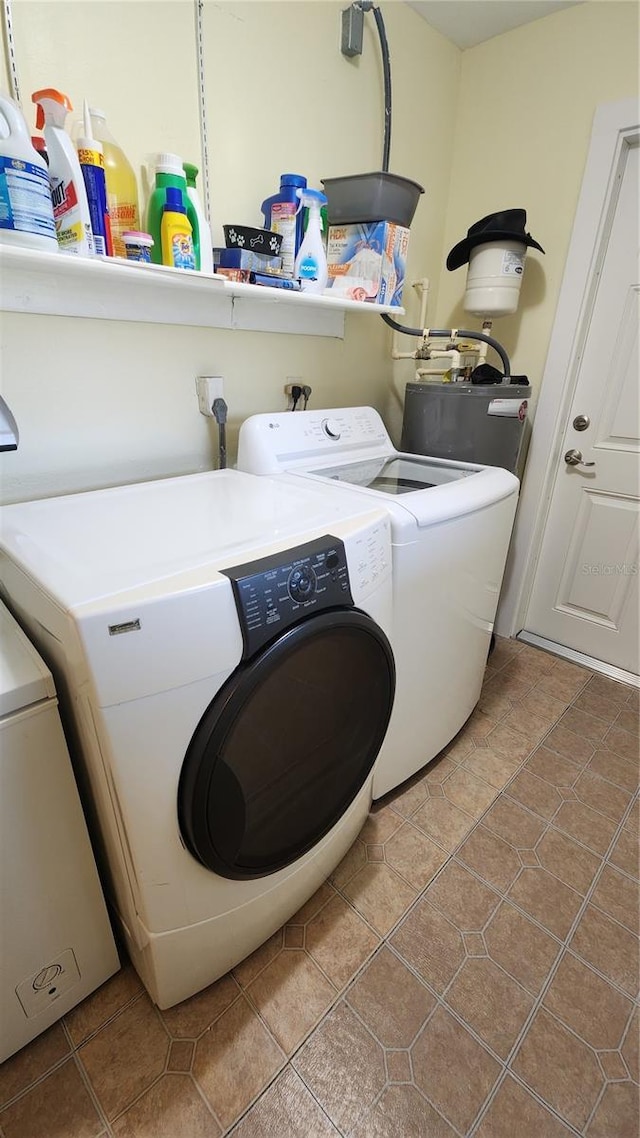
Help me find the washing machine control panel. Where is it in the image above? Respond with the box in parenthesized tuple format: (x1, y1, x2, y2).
(221, 535, 353, 659)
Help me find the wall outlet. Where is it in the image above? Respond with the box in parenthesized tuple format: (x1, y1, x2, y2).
(284, 377, 303, 397)
(196, 376, 224, 417)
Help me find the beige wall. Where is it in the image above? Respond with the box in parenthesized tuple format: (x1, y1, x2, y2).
(1, 2, 638, 506)
(435, 0, 639, 403)
(0, 1, 459, 503)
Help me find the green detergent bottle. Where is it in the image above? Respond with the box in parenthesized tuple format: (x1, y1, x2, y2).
(147, 152, 199, 267)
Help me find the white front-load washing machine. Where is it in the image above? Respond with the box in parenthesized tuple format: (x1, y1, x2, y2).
(0, 470, 394, 1009)
(238, 406, 519, 798)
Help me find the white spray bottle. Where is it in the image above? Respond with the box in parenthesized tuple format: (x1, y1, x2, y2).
(32, 87, 95, 256)
(293, 188, 328, 293)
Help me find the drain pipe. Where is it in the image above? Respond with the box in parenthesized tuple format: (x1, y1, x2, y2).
(381, 314, 512, 380)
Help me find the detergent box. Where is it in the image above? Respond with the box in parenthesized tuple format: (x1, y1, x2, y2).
(325, 221, 410, 306)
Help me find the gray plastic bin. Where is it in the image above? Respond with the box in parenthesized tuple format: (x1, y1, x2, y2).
(401, 382, 531, 476)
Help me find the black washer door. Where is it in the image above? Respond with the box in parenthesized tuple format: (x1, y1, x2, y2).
(178, 608, 394, 879)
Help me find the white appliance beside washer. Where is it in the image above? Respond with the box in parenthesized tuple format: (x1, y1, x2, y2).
(0, 600, 119, 1062)
(238, 406, 519, 798)
(0, 469, 394, 1009)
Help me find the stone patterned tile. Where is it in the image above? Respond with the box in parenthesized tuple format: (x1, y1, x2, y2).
(461, 743, 521, 789)
(477, 681, 517, 722)
(512, 1007, 604, 1131)
(545, 723, 596, 766)
(588, 749, 639, 792)
(460, 707, 498, 743)
(285, 924, 305, 947)
(0, 1022, 69, 1106)
(78, 994, 169, 1121)
(386, 777, 428, 819)
(484, 902, 561, 995)
(246, 948, 336, 1055)
(475, 1074, 576, 1137)
(582, 675, 632, 705)
(561, 707, 610, 744)
(293, 1001, 385, 1134)
(604, 724, 640, 764)
(507, 868, 583, 940)
(424, 860, 501, 930)
(390, 900, 465, 993)
(412, 1005, 501, 1133)
(385, 1051, 412, 1083)
(522, 687, 571, 724)
(346, 947, 436, 1047)
(229, 1066, 339, 1137)
(423, 755, 459, 784)
(507, 768, 563, 820)
(598, 1050, 628, 1081)
(193, 994, 284, 1130)
(500, 705, 552, 746)
(536, 827, 602, 895)
(410, 795, 477, 852)
(483, 797, 547, 849)
(383, 822, 448, 890)
(160, 972, 240, 1039)
(112, 1073, 219, 1137)
(590, 863, 639, 933)
(341, 861, 417, 936)
(445, 956, 535, 1058)
(443, 766, 499, 818)
(536, 669, 590, 704)
(351, 1083, 458, 1138)
(570, 904, 640, 999)
(616, 705, 640, 738)
(64, 964, 140, 1047)
(574, 770, 632, 823)
(586, 1082, 640, 1138)
(290, 885, 336, 926)
(574, 688, 625, 724)
(167, 1039, 194, 1073)
(525, 745, 581, 787)
(543, 952, 632, 1049)
(552, 800, 618, 856)
(441, 733, 476, 764)
(305, 893, 380, 989)
(457, 824, 522, 893)
(488, 637, 526, 670)
(622, 1006, 639, 1083)
(484, 722, 533, 764)
(0, 1059, 103, 1138)
(609, 824, 639, 880)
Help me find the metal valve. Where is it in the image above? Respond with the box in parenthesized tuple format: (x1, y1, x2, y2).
(565, 449, 596, 468)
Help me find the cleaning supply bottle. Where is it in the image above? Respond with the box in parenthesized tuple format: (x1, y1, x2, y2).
(32, 88, 94, 256)
(88, 107, 139, 257)
(161, 186, 195, 270)
(0, 94, 57, 251)
(183, 162, 213, 273)
(76, 100, 112, 256)
(146, 154, 197, 267)
(293, 188, 328, 293)
(261, 173, 307, 278)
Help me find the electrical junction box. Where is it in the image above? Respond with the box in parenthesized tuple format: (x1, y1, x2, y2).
(325, 221, 410, 306)
(341, 4, 364, 56)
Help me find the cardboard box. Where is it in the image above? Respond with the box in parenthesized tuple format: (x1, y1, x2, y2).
(325, 221, 410, 306)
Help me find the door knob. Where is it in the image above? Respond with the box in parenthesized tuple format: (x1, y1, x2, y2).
(565, 448, 595, 467)
(573, 414, 590, 431)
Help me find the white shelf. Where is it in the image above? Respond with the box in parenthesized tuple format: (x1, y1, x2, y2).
(0, 246, 403, 339)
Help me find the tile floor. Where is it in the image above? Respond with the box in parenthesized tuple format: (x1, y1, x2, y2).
(1, 639, 638, 1138)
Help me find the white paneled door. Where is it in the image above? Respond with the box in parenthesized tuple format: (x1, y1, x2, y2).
(524, 139, 639, 674)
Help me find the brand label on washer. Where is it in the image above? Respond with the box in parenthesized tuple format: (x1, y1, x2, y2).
(501, 249, 525, 276)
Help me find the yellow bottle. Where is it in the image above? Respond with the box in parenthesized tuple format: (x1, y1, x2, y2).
(161, 187, 195, 270)
(88, 108, 139, 258)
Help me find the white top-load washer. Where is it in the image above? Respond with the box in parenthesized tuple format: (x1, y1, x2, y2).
(0, 601, 119, 1061)
(0, 469, 394, 1009)
(238, 406, 519, 798)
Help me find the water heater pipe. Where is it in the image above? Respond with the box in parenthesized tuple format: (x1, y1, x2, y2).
(382, 314, 512, 379)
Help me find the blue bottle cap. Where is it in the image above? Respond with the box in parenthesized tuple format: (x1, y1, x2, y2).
(280, 173, 307, 189)
(164, 186, 186, 212)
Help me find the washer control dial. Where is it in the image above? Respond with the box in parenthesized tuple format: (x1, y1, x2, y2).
(288, 564, 317, 603)
(322, 417, 342, 441)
